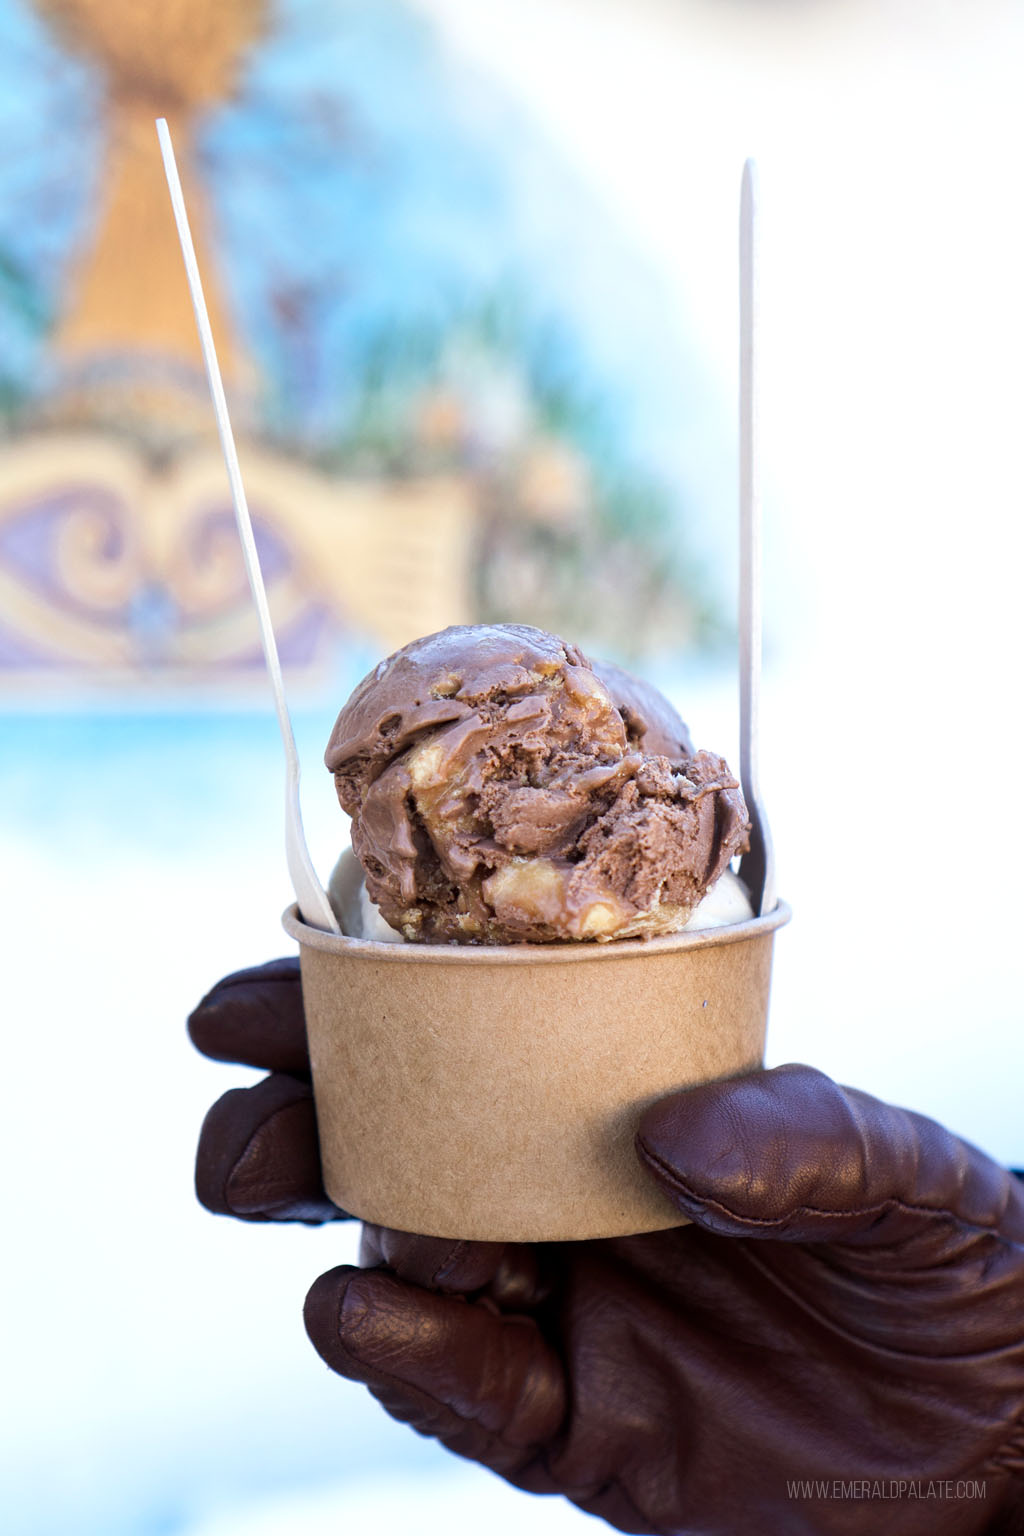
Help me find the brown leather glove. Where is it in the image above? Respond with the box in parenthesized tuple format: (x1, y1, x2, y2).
(189, 959, 1024, 1536)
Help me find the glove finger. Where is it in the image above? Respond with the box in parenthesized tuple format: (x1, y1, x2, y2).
(359, 1226, 548, 1308)
(636, 1062, 1024, 1249)
(188, 959, 309, 1077)
(304, 1265, 565, 1478)
(196, 1073, 346, 1222)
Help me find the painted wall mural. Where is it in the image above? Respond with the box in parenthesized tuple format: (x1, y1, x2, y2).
(0, 0, 718, 690)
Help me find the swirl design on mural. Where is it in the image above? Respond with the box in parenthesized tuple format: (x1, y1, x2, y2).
(53, 491, 139, 613)
(0, 444, 325, 671)
(0, 434, 474, 678)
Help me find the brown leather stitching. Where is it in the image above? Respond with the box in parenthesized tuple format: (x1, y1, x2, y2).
(636, 1141, 1010, 1237)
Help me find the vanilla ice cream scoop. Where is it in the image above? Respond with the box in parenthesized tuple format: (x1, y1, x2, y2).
(331, 858, 754, 943)
(326, 624, 751, 944)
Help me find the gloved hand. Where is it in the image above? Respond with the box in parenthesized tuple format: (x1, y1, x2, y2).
(190, 959, 1024, 1536)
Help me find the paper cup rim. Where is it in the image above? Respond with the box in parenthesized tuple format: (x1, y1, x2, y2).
(283, 896, 790, 964)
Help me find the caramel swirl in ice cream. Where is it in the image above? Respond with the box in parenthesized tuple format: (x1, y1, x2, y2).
(326, 624, 749, 944)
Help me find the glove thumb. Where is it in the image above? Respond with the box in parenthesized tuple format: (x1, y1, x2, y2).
(636, 1063, 1024, 1249)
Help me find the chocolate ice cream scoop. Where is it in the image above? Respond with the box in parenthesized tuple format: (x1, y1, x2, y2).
(326, 624, 749, 944)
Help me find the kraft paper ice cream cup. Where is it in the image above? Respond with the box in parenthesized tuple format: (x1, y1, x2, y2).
(282, 861, 790, 1243)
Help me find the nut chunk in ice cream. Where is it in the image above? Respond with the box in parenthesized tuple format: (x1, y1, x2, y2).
(326, 624, 750, 944)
